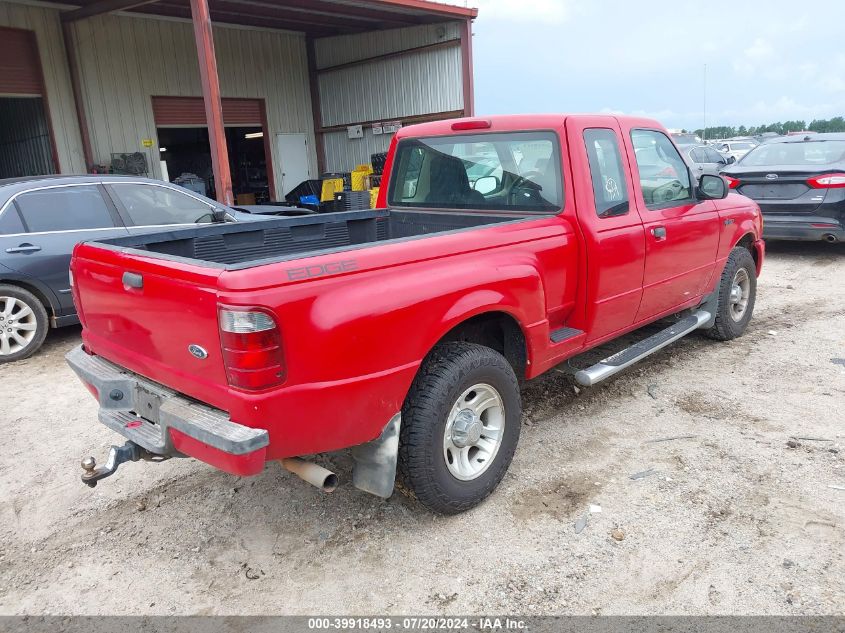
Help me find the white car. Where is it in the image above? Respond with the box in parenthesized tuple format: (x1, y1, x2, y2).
(714, 140, 757, 162)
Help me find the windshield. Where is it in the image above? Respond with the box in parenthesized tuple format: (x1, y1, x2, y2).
(387, 131, 562, 212)
(740, 140, 845, 166)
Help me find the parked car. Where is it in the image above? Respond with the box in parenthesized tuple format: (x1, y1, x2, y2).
(670, 132, 701, 145)
(722, 133, 845, 242)
(682, 144, 735, 176)
(67, 114, 763, 514)
(0, 175, 275, 363)
(714, 140, 757, 162)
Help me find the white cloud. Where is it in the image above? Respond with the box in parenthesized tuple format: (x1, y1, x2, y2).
(733, 37, 775, 75)
(745, 38, 774, 62)
(717, 96, 845, 125)
(473, 0, 572, 23)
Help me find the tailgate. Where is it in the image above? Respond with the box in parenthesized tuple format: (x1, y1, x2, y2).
(72, 242, 231, 409)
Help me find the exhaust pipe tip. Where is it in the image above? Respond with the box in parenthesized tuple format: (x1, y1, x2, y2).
(281, 457, 338, 493)
(823, 233, 838, 243)
(322, 472, 339, 493)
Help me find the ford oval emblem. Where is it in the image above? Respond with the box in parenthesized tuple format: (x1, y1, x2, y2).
(765, 173, 779, 180)
(188, 344, 208, 360)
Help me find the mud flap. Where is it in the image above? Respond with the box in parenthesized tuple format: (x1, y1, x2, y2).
(350, 413, 401, 498)
(698, 291, 718, 329)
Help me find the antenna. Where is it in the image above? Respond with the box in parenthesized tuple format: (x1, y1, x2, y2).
(702, 64, 708, 141)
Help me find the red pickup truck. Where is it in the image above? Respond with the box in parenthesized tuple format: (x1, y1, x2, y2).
(67, 114, 764, 514)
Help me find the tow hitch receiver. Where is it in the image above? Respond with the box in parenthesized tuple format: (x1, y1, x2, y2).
(81, 440, 153, 487)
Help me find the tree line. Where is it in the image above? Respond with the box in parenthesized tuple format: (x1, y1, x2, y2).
(690, 116, 845, 138)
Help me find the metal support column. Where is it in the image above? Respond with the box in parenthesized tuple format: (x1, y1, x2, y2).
(189, 0, 233, 205)
(460, 18, 475, 117)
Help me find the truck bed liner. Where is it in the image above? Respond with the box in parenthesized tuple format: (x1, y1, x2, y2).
(89, 209, 515, 269)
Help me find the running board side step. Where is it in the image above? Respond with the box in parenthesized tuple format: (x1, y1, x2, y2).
(575, 310, 711, 387)
(550, 326, 584, 343)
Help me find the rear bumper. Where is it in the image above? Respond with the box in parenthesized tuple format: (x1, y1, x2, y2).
(762, 216, 845, 242)
(66, 345, 269, 476)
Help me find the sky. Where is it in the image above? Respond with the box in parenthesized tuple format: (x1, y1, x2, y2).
(468, 0, 845, 130)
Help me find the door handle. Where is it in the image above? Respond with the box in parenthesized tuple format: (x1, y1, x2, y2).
(122, 272, 143, 289)
(5, 244, 41, 254)
(650, 226, 667, 240)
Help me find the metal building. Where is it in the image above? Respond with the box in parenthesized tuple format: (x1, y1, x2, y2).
(0, 0, 477, 203)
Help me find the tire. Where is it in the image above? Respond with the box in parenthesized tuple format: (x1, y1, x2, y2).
(704, 247, 757, 341)
(0, 284, 49, 363)
(398, 342, 522, 514)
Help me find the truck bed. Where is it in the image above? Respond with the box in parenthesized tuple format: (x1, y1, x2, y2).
(91, 209, 516, 268)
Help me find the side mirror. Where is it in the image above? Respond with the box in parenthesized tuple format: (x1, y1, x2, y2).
(726, 155, 736, 164)
(212, 208, 229, 222)
(472, 175, 499, 195)
(698, 174, 728, 200)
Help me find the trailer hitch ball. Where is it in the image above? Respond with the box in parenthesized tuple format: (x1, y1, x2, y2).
(80, 441, 143, 488)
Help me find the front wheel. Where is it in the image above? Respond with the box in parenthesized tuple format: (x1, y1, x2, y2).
(398, 342, 522, 514)
(0, 285, 49, 363)
(705, 246, 757, 341)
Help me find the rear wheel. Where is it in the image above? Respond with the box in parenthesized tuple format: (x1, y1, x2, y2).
(398, 342, 522, 514)
(0, 285, 49, 363)
(705, 247, 757, 341)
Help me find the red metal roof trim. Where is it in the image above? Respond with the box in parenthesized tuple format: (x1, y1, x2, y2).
(362, 0, 478, 19)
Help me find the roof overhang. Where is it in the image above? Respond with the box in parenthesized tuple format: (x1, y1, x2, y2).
(58, 0, 478, 36)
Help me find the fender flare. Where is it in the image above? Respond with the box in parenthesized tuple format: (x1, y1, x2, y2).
(0, 269, 61, 317)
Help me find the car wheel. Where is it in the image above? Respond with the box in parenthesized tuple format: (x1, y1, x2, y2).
(704, 247, 757, 341)
(398, 342, 521, 514)
(0, 285, 49, 363)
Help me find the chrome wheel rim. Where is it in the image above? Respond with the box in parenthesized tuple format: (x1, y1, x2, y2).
(728, 268, 751, 322)
(0, 296, 37, 356)
(443, 383, 505, 481)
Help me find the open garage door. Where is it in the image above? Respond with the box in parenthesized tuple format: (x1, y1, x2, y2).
(152, 96, 274, 202)
(0, 27, 57, 178)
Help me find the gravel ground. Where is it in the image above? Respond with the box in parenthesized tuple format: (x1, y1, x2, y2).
(0, 241, 843, 616)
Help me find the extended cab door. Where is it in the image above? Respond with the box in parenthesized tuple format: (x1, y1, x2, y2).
(619, 125, 720, 321)
(565, 117, 646, 342)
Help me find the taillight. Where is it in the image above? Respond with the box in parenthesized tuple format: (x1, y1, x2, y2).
(807, 173, 845, 188)
(218, 307, 286, 391)
(724, 176, 741, 189)
(69, 266, 87, 327)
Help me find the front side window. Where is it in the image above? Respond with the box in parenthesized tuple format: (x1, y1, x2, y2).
(388, 131, 562, 212)
(631, 129, 692, 208)
(15, 185, 115, 232)
(583, 128, 629, 217)
(689, 147, 708, 163)
(110, 184, 214, 226)
(704, 147, 725, 163)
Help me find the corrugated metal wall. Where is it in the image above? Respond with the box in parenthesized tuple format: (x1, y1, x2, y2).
(66, 13, 317, 187)
(0, 97, 56, 178)
(0, 3, 86, 173)
(315, 22, 465, 172)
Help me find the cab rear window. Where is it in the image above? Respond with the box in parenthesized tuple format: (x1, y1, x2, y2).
(387, 131, 563, 213)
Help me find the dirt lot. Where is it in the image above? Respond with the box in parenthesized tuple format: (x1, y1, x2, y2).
(0, 242, 843, 616)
